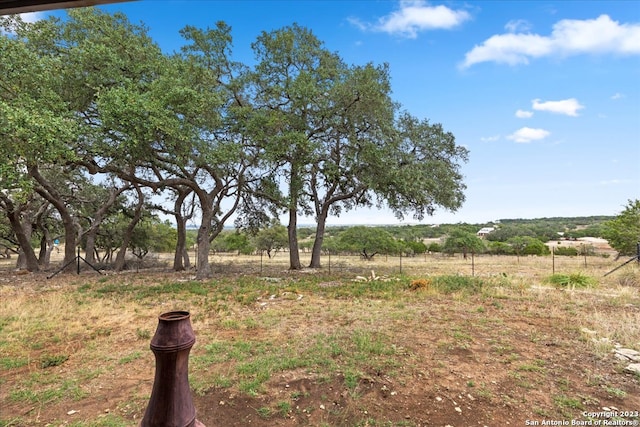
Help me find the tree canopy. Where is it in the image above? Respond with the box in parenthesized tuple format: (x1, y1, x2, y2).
(336, 226, 399, 260)
(602, 199, 640, 256)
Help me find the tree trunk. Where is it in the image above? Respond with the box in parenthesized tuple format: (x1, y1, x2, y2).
(4, 201, 40, 272)
(34, 202, 54, 267)
(174, 216, 190, 271)
(84, 185, 128, 265)
(37, 233, 54, 267)
(114, 185, 144, 271)
(29, 166, 78, 272)
(182, 247, 190, 269)
(309, 207, 329, 268)
(195, 203, 213, 279)
(85, 232, 98, 265)
(287, 206, 301, 270)
(61, 217, 77, 271)
(308, 184, 364, 269)
(172, 188, 193, 271)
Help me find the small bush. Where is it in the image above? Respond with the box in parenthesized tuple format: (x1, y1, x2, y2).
(427, 242, 442, 253)
(256, 406, 271, 419)
(40, 354, 68, 368)
(431, 275, 484, 294)
(553, 247, 578, 256)
(547, 273, 596, 289)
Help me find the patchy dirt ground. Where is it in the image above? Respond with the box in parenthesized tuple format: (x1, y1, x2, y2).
(191, 298, 640, 427)
(1, 259, 639, 427)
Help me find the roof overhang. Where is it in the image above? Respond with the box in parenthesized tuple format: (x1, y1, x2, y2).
(0, 0, 133, 15)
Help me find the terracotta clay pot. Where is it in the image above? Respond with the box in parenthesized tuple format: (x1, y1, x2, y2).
(140, 311, 205, 427)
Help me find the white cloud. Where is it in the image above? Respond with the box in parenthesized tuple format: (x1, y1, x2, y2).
(462, 33, 553, 67)
(480, 135, 500, 142)
(610, 92, 625, 100)
(515, 109, 533, 118)
(461, 14, 640, 68)
(19, 12, 45, 23)
(507, 127, 550, 143)
(350, 0, 471, 38)
(599, 179, 631, 185)
(505, 19, 532, 33)
(532, 98, 584, 116)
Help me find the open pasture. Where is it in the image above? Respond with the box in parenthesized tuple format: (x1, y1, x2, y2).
(1, 253, 639, 426)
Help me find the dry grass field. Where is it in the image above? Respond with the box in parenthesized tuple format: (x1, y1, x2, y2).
(1, 252, 639, 426)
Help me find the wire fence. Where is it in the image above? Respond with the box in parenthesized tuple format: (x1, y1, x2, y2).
(166, 250, 629, 282)
(3, 248, 634, 283)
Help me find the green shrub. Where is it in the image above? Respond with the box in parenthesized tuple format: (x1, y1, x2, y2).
(40, 354, 68, 368)
(432, 275, 484, 294)
(427, 242, 442, 253)
(547, 273, 596, 289)
(487, 241, 513, 255)
(553, 246, 578, 256)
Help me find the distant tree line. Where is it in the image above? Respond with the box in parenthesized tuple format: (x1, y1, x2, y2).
(207, 210, 638, 260)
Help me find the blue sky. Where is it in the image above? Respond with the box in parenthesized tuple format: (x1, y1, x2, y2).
(25, 1, 640, 225)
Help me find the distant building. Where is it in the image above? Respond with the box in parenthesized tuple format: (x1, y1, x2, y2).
(476, 227, 495, 238)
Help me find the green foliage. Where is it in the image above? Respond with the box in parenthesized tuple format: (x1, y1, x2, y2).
(521, 238, 549, 255)
(484, 225, 524, 242)
(214, 231, 255, 255)
(336, 226, 400, 259)
(602, 199, 640, 256)
(486, 241, 513, 255)
(66, 414, 130, 427)
(0, 21, 78, 195)
(553, 394, 584, 411)
(275, 401, 291, 418)
(553, 246, 579, 256)
(402, 240, 427, 255)
(547, 273, 596, 289)
(431, 275, 484, 294)
(296, 227, 315, 239)
(254, 223, 288, 258)
(376, 113, 469, 221)
(247, 23, 468, 269)
(565, 224, 604, 239)
(443, 230, 485, 256)
(40, 354, 68, 368)
(0, 357, 28, 370)
(507, 236, 549, 256)
(487, 217, 612, 243)
(129, 218, 177, 258)
(426, 242, 442, 253)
